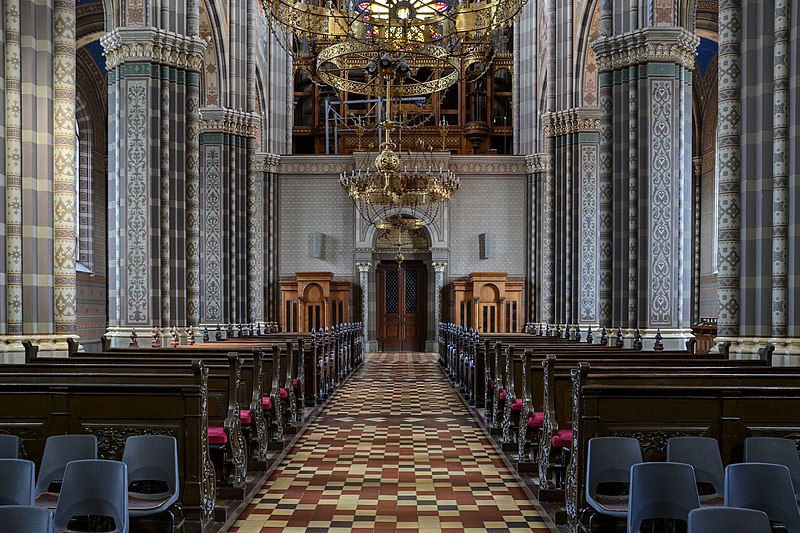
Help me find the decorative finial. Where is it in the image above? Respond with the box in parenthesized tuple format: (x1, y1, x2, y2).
(203, 325, 210, 343)
(565, 324, 572, 340)
(171, 325, 179, 348)
(586, 326, 593, 344)
(615, 327, 624, 348)
(632, 328, 643, 351)
(574, 325, 581, 342)
(599, 326, 608, 346)
(152, 326, 161, 348)
(215, 323, 222, 342)
(226, 323, 233, 339)
(187, 324, 195, 346)
(653, 329, 664, 351)
(129, 328, 139, 348)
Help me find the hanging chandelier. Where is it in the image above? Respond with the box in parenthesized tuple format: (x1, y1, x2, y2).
(338, 77, 460, 231)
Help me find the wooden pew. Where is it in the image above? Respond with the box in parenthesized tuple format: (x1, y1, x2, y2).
(19, 353, 252, 499)
(563, 364, 800, 530)
(0, 363, 215, 533)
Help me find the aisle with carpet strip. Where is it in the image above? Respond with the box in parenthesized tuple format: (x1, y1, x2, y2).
(230, 352, 558, 532)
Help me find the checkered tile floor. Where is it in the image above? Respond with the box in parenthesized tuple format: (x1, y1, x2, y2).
(230, 352, 557, 532)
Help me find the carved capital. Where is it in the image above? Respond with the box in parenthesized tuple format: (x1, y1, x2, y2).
(432, 261, 448, 273)
(200, 106, 261, 138)
(542, 108, 600, 137)
(101, 27, 207, 71)
(525, 153, 550, 173)
(356, 261, 372, 273)
(692, 156, 703, 176)
(254, 153, 282, 173)
(593, 26, 699, 72)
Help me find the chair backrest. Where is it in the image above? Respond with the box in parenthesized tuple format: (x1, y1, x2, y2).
(666, 436, 724, 496)
(745, 436, 800, 494)
(725, 462, 800, 533)
(585, 437, 643, 517)
(0, 505, 53, 533)
(0, 459, 36, 505)
(0, 434, 20, 459)
(122, 435, 180, 513)
(35, 434, 97, 495)
(52, 459, 129, 533)
(627, 462, 700, 533)
(687, 507, 772, 533)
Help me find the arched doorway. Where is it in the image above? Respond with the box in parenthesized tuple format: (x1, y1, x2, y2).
(374, 222, 429, 351)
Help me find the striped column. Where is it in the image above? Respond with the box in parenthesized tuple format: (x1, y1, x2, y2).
(627, 65, 638, 327)
(716, 0, 742, 338)
(771, 0, 789, 338)
(247, 0, 264, 322)
(5, 0, 23, 335)
(186, 0, 201, 326)
(160, 65, 171, 327)
(541, 0, 556, 323)
(53, 0, 77, 336)
(596, 0, 613, 329)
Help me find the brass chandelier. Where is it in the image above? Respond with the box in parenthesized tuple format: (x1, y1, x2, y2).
(338, 78, 461, 232)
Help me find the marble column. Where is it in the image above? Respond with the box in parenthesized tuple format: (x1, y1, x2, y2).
(4, 0, 23, 337)
(692, 156, 703, 323)
(433, 261, 447, 331)
(716, 0, 741, 340)
(356, 261, 371, 350)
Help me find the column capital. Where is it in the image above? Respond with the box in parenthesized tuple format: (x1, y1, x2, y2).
(692, 156, 703, 176)
(356, 261, 372, 273)
(432, 261, 447, 273)
(593, 26, 699, 72)
(101, 27, 207, 70)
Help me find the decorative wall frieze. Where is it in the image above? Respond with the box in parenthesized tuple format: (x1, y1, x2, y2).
(254, 153, 281, 173)
(101, 27, 207, 70)
(278, 154, 528, 177)
(593, 26, 699, 72)
(542, 108, 600, 138)
(200, 106, 261, 138)
(525, 153, 549, 173)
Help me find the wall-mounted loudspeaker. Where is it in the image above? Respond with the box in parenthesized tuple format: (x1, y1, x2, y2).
(312, 232, 322, 258)
(479, 232, 491, 259)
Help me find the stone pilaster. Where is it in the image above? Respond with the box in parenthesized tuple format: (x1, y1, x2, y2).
(198, 108, 260, 326)
(246, 0, 263, 322)
(592, 27, 697, 349)
(526, 153, 548, 322)
(433, 261, 447, 331)
(356, 261, 371, 350)
(103, 27, 206, 345)
(692, 156, 702, 323)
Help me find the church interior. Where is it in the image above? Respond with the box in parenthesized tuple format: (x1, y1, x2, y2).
(0, 0, 799, 531)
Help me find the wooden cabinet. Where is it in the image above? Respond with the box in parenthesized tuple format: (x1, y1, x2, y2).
(451, 272, 523, 333)
(280, 272, 351, 332)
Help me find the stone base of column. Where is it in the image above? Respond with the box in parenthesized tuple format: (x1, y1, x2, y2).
(714, 336, 800, 366)
(106, 326, 185, 348)
(425, 340, 439, 353)
(0, 334, 75, 362)
(614, 328, 694, 351)
(365, 340, 379, 353)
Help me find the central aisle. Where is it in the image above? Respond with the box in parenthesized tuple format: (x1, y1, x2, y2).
(231, 352, 557, 532)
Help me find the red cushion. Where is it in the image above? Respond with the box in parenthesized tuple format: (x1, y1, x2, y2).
(240, 409, 252, 425)
(293, 378, 299, 388)
(262, 396, 272, 410)
(279, 387, 288, 399)
(511, 399, 523, 411)
(208, 426, 228, 444)
(551, 429, 572, 448)
(499, 390, 507, 401)
(528, 412, 544, 428)
(489, 379, 497, 390)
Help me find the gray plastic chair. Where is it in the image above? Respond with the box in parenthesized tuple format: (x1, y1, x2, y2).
(0, 458, 36, 505)
(666, 436, 724, 505)
(687, 507, 772, 533)
(627, 462, 700, 533)
(34, 434, 97, 501)
(725, 462, 800, 533)
(122, 435, 183, 531)
(0, 505, 52, 533)
(0, 434, 20, 458)
(52, 459, 129, 533)
(745, 436, 800, 494)
(583, 437, 643, 531)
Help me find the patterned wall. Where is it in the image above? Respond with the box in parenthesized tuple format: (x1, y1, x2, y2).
(279, 176, 355, 277)
(448, 177, 526, 278)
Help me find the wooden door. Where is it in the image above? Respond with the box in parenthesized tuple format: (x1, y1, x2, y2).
(377, 261, 427, 351)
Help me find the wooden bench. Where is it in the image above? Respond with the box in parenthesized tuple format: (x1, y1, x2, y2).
(0, 364, 214, 533)
(563, 364, 800, 530)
